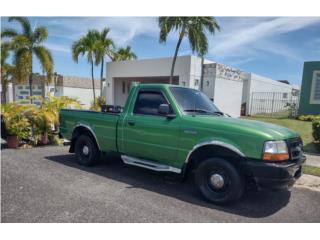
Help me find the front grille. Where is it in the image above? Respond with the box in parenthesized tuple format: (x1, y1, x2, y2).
(287, 137, 303, 162)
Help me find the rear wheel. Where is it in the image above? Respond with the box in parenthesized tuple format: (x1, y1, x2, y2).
(195, 157, 245, 205)
(75, 135, 99, 166)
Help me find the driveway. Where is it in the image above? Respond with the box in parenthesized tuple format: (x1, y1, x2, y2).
(1, 146, 320, 222)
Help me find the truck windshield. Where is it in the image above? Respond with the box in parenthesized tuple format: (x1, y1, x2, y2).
(170, 87, 221, 115)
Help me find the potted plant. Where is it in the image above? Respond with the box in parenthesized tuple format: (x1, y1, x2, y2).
(1, 103, 31, 148)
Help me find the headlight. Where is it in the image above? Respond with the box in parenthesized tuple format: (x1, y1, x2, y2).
(263, 140, 289, 161)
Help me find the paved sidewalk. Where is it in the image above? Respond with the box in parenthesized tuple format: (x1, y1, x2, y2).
(305, 153, 320, 167)
(296, 174, 320, 191)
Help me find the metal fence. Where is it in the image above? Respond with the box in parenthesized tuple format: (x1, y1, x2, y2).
(249, 91, 300, 118)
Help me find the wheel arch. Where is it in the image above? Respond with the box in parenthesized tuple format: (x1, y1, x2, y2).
(182, 141, 247, 177)
(69, 124, 100, 153)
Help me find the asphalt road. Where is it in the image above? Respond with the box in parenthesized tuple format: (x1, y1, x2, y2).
(1, 146, 320, 222)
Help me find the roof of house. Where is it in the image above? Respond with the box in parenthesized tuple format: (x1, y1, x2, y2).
(18, 75, 101, 89)
(61, 76, 101, 89)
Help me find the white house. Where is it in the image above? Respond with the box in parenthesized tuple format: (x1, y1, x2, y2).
(105, 55, 298, 117)
(242, 73, 299, 115)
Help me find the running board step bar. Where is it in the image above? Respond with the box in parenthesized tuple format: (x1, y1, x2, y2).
(121, 155, 181, 174)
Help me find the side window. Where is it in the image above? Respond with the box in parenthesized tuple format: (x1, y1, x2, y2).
(133, 91, 170, 116)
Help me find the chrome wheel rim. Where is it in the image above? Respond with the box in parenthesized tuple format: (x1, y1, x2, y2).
(209, 173, 225, 190)
(82, 145, 89, 156)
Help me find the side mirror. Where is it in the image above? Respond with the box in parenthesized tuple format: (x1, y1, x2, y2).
(158, 104, 170, 115)
(158, 104, 176, 119)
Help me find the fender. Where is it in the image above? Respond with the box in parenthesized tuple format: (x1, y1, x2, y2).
(185, 140, 245, 164)
(72, 123, 101, 150)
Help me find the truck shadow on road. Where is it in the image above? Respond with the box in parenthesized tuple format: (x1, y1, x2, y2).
(45, 153, 291, 219)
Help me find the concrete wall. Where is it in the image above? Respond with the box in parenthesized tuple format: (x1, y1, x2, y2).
(105, 55, 202, 104)
(202, 63, 244, 117)
(0, 83, 13, 103)
(214, 78, 243, 117)
(62, 87, 100, 109)
(244, 73, 298, 115)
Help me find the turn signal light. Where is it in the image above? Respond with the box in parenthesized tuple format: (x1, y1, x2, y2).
(263, 152, 289, 161)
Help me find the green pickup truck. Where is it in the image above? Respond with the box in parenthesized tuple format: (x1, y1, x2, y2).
(60, 84, 305, 204)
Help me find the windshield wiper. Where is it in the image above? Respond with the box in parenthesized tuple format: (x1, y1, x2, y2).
(184, 109, 210, 113)
(184, 109, 222, 116)
(212, 111, 224, 116)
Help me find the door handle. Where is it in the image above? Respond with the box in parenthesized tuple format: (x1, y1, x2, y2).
(127, 120, 135, 126)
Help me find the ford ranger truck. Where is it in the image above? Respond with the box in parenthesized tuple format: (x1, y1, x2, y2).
(60, 84, 306, 204)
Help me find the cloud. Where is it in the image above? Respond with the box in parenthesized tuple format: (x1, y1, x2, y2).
(45, 42, 71, 53)
(44, 17, 159, 46)
(209, 17, 320, 60)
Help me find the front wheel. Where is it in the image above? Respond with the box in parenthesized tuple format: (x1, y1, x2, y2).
(75, 135, 100, 166)
(195, 157, 245, 205)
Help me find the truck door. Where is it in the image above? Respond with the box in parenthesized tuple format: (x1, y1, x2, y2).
(122, 89, 180, 166)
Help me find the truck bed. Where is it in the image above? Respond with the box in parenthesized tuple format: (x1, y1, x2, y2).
(59, 109, 120, 153)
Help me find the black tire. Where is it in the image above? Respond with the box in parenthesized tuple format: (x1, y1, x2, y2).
(195, 157, 244, 205)
(75, 135, 100, 166)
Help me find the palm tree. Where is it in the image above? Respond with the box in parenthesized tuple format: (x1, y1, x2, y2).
(112, 46, 137, 61)
(95, 28, 114, 96)
(1, 17, 54, 103)
(1, 42, 12, 103)
(72, 30, 100, 105)
(158, 17, 220, 84)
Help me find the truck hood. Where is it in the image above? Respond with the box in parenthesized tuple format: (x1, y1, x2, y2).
(193, 116, 300, 140)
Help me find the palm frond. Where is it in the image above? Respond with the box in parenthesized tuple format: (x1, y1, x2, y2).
(33, 45, 54, 79)
(8, 17, 32, 38)
(32, 26, 48, 43)
(1, 28, 18, 38)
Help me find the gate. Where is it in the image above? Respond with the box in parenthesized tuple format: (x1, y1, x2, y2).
(249, 91, 300, 118)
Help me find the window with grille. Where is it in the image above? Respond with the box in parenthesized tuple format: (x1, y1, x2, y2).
(310, 71, 320, 104)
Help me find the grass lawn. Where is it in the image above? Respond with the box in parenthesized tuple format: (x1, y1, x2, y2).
(303, 165, 320, 177)
(242, 116, 318, 154)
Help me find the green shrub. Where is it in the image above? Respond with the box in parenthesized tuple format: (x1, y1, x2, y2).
(297, 115, 320, 121)
(312, 119, 320, 149)
(1, 103, 32, 140)
(1, 95, 81, 146)
(90, 96, 106, 111)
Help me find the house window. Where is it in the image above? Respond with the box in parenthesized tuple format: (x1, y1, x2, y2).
(33, 91, 42, 95)
(20, 91, 29, 95)
(310, 71, 320, 104)
(283, 93, 288, 99)
(25, 86, 29, 89)
(38, 86, 42, 90)
(18, 86, 23, 89)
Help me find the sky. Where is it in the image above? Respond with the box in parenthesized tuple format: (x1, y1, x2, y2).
(1, 16, 320, 86)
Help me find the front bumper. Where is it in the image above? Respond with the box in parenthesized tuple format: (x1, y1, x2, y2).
(246, 155, 306, 190)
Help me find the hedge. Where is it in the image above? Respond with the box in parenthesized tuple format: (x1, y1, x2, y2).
(312, 119, 320, 148)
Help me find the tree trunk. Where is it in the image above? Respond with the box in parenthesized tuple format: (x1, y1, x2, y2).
(41, 76, 46, 99)
(29, 73, 33, 104)
(1, 82, 7, 103)
(29, 59, 33, 104)
(12, 82, 16, 102)
(41, 70, 46, 100)
(170, 31, 184, 85)
(91, 60, 96, 106)
(100, 57, 104, 97)
(200, 57, 205, 91)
